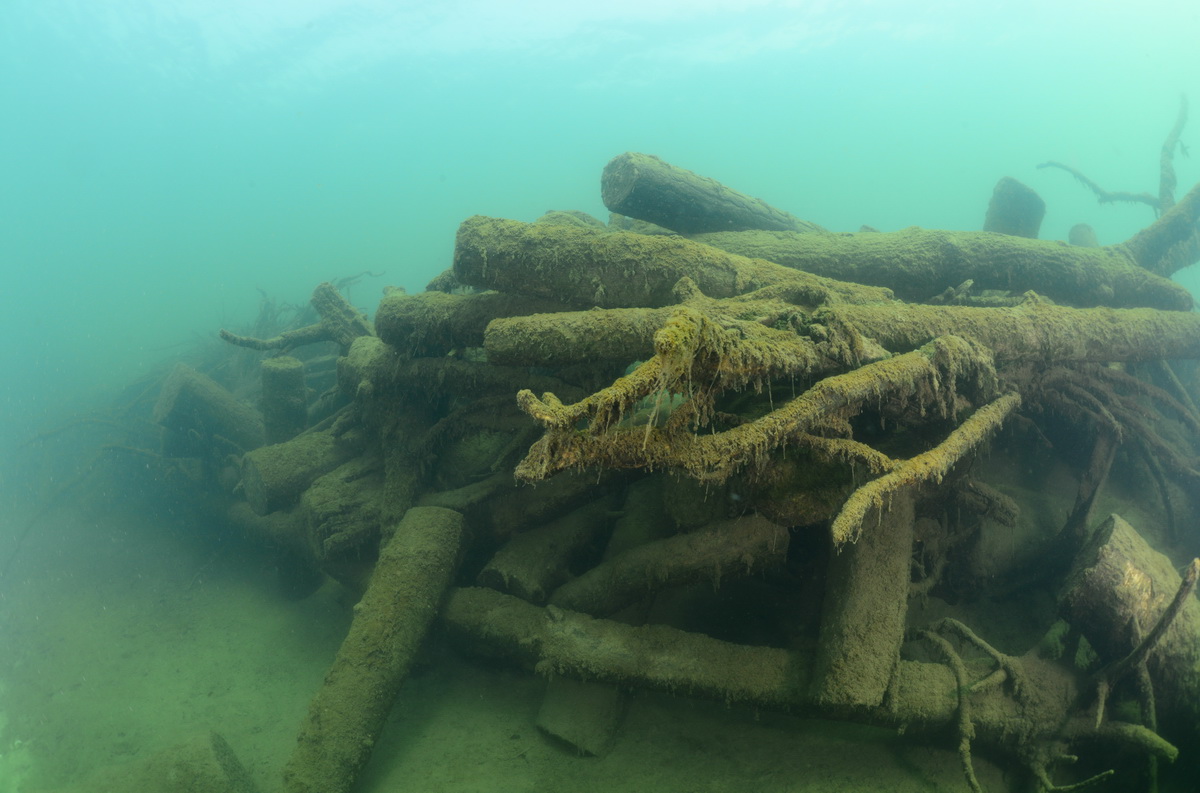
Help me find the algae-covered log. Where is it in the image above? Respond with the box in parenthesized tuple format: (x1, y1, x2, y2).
(260, 356, 307, 444)
(153, 363, 265, 457)
(441, 587, 1177, 773)
(691, 224, 1192, 310)
(241, 429, 348, 515)
(375, 290, 567, 357)
(452, 215, 892, 310)
(825, 301, 1200, 363)
(281, 506, 464, 793)
(1060, 514, 1200, 742)
(811, 492, 913, 710)
(548, 514, 788, 616)
(516, 335, 994, 484)
(601, 151, 826, 235)
(983, 176, 1045, 239)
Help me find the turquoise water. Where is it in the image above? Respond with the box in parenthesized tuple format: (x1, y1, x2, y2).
(2, 2, 1200, 791)
(2, 0, 1198, 451)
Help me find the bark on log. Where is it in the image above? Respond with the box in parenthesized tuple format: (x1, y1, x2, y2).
(811, 491, 913, 709)
(691, 226, 1192, 310)
(1060, 513, 1200, 741)
(441, 587, 1178, 768)
(452, 216, 893, 310)
(240, 429, 348, 515)
(261, 356, 307, 444)
(983, 176, 1045, 238)
(601, 152, 826, 235)
(281, 506, 464, 793)
(375, 290, 567, 357)
(153, 363, 265, 457)
(548, 514, 789, 617)
(477, 495, 617, 604)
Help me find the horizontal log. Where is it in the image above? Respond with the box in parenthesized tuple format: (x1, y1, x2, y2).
(549, 514, 788, 616)
(601, 152, 826, 235)
(691, 226, 1192, 311)
(375, 290, 567, 357)
(452, 216, 892, 310)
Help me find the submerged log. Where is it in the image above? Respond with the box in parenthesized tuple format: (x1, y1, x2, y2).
(281, 506, 464, 793)
(260, 356, 307, 444)
(692, 225, 1192, 310)
(983, 176, 1045, 238)
(1060, 514, 1200, 742)
(601, 152, 826, 235)
(153, 363, 265, 457)
(241, 429, 348, 515)
(452, 215, 892, 310)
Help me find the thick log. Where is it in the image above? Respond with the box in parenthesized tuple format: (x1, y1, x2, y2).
(812, 492, 913, 709)
(983, 176, 1045, 238)
(691, 225, 1192, 310)
(260, 356, 307, 444)
(477, 495, 617, 604)
(281, 506, 464, 793)
(549, 514, 789, 617)
(240, 429, 348, 515)
(441, 587, 1177, 769)
(601, 152, 826, 235)
(375, 290, 567, 357)
(153, 363, 265, 457)
(452, 216, 893, 310)
(1060, 514, 1200, 742)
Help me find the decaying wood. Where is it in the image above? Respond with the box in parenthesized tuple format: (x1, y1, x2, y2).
(153, 362, 265, 457)
(601, 151, 826, 235)
(221, 281, 373, 354)
(281, 506, 464, 793)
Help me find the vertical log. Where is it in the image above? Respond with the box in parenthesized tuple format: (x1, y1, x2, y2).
(811, 492, 915, 709)
(260, 356, 308, 444)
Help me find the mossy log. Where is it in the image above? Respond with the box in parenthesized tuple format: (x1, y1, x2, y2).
(477, 495, 618, 604)
(375, 290, 567, 357)
(548, 514, 788, 617)
(153, 363, 265, 457)
(824, 301, 1200, 363)
(452, 215, 892, 310)
(600, 151, 826, 235)
(982, 176, 1045, 239)
(691, 225, 1192, 310)
(260, 356, 307, 444)
(488, 293, 1200, 384)
(441, 587, 1177, 774)
(811, 492, 913, 710)
(281, 506, 464, 793)
(301, 456, 384, 566)
(241, 429, 349, 515)
(1060, 514, 1200, 742)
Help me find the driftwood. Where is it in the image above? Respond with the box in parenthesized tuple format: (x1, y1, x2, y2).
(240, 429, 348, 515)
(281, 506, 464, 793)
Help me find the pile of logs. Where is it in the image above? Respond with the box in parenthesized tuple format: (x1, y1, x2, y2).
(137, 150, 1200, 793)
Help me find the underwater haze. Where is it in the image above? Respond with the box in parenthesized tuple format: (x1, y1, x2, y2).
(3, 1, 1200, 792)
(2, 0, 1199, 457)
